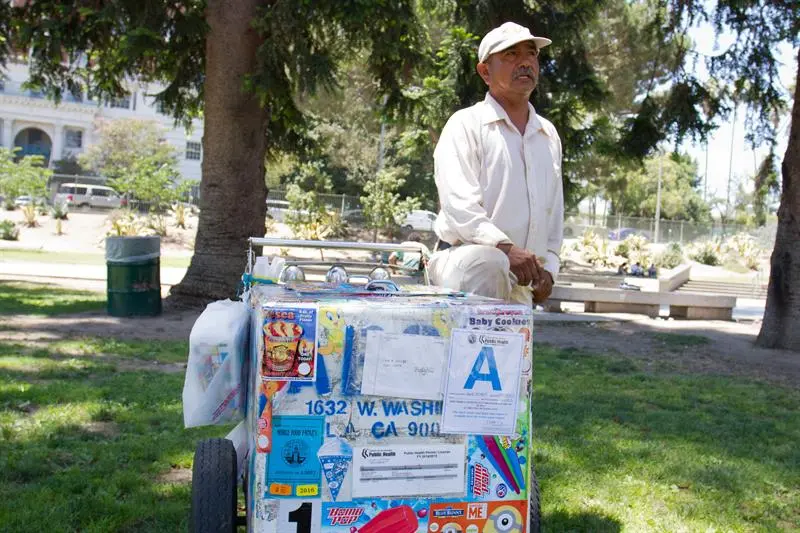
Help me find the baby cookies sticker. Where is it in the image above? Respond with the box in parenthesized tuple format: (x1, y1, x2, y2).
(262, 305, 318, 381)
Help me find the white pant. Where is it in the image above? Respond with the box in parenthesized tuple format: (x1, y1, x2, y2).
(428, 244, 533, 307)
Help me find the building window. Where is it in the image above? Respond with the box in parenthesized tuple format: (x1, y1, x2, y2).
(185, 141, 202, 161)
(65, 129, 83, 149)
(156, 100, 168, 114)
(108, 93, 131, 109)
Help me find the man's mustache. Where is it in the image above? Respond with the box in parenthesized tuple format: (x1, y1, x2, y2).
(513, 67, 536, 80)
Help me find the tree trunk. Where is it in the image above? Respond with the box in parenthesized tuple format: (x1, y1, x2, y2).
(756, 50, 800, 351)
(168, 0, 268, 304)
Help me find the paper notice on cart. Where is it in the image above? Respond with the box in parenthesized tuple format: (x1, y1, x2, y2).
(441, 329, 524, 436)
(361, 331, 448, 400)
(352, 444, 465, 498)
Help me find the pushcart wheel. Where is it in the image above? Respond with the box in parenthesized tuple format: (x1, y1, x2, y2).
(190, 438, 238, 533)
(529, 463, 541, 533)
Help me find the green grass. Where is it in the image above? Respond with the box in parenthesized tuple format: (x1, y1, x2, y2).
(0, 286, 798, 532)
(0, 339, 230, 533)
(0, 281, 106, 315)
(0, 248, 191, 268)
(651, 332, 711, 348)
(534, 345, 800, 532)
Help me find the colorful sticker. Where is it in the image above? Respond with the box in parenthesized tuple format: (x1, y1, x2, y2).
(263, 306, 318, 381)
(317, 438, 353, 502)
(427, 500, 527, 533)
(321, 501, 430, 533)
(267, 416, 325, 498)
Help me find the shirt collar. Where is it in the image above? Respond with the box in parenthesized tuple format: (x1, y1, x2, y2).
(481, 92, 548, 137)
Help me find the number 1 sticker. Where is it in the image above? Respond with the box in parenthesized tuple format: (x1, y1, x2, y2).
(277, 499, 321, 533)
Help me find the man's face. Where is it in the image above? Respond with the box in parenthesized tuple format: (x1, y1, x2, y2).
(478, 41, 540, 99)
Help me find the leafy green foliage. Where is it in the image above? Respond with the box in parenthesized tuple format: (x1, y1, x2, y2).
(79, 120, 186, 211)
(361, 167, 421, 239)
(0, 220, 18, 241)
(0, 148, 52, 209)
(285, 162, 341, 241)
(612, 152, 710, 221)
(10, 1, 207, 123)
(753, 152, 779, 227)
(50, 201, 69, 221)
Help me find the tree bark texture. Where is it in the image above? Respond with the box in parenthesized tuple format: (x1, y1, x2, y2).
(169, 0, 268, 304)
(756, 49, 800, 351)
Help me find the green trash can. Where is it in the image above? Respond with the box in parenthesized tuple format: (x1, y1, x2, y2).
(105, 236, 162, 317)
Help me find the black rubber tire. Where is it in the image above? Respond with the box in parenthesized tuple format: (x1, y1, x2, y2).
(529, 462, 541, 533)
(190, 438, 238, 533)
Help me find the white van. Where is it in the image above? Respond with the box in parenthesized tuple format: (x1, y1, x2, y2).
(54, 183, 123, 210)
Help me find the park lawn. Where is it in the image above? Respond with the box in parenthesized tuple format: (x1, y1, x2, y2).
(0, 248, 191, 269)
(0, 280, 106, 315)
(533, 346, 800, 532)
(0, 285, 797, 532)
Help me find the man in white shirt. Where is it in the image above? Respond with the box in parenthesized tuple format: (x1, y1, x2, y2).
(428, 22, 564, 307)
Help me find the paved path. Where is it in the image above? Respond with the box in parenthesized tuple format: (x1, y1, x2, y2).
(0, 260, 187, 286)
(0, 260, 766, 322)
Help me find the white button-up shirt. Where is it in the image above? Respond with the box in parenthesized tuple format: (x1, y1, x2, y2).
(433, 92, 564, 279)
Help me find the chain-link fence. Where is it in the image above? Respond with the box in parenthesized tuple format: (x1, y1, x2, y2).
(51, 175, 775, 247)
(267, 189, 362, 214)
(565, 212, 777, 248)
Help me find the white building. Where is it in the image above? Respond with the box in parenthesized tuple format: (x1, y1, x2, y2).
(0, 60, 204, 182)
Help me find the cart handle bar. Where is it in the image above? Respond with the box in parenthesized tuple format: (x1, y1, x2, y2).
(249, 237, 428, 255)
(247, 237, 431, 285)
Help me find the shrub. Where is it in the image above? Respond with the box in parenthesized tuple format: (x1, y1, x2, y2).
(147, 214, 168, 237)
(631, 250, 654, 269)
(657, 242, 684, 269)
(582, 239, 616, 267)
(107, 210, 142, 237)
(615, 240, 630, 259)
(0, 219, 18, 240)
(173, 203, 187, 229)
(21, 204, 38, 227)
(50, 201, 69, 220)
(264, 214, 276, 236)
(723, 233, 762, 271)
(616, 234, 648, 259)
(690, 241, 722, 266)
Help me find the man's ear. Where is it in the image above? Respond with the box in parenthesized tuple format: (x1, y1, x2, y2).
(476, 62, 491, 86)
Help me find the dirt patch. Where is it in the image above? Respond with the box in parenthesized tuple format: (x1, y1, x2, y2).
(535, 318, 800, 388)
(158, 466, 192, 485)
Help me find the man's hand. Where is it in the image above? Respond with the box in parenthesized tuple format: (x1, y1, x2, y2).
(497, 243, 546, 287)
(532, 271, 554, 303)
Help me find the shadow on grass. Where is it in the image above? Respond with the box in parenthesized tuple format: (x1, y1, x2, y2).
(543, 510, 622, 532)
(0, 280, 105, 315)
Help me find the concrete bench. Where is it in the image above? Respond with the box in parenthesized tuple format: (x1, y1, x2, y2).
(548, 285, 736, 320)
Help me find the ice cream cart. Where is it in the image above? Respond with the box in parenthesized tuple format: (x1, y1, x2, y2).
(187, 238, 540, 533)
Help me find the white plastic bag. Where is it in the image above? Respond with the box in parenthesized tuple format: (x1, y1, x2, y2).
(182, 299, 250, 428)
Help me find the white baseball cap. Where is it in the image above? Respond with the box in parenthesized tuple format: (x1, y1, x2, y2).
(478, 22, 552, 63)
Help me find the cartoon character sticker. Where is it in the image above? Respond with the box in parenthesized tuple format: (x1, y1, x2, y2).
(318, 307, 346, 357)
(427, 501, 526, 533)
